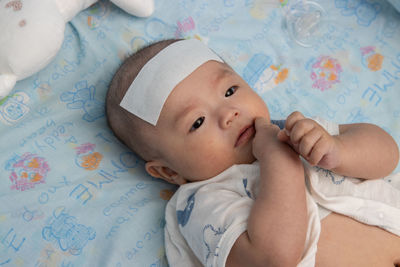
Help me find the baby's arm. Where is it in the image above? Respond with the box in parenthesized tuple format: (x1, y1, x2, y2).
(278, 111, 399, 179)
(227, 118, 307, 267)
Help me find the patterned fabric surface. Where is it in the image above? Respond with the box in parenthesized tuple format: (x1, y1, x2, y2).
(1, 0, 400, 266)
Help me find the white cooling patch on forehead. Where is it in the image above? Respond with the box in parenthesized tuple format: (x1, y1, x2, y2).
(119, 39, 223, 126)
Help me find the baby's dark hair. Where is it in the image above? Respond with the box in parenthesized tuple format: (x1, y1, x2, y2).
(106, 39, 181, 160)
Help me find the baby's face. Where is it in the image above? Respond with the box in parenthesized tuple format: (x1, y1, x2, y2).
(153, 60, 270, 183)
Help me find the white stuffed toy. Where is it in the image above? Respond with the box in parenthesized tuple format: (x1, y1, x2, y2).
(0, 0, 154, 99)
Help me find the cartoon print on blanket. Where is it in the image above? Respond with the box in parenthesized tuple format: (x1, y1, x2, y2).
(308, 56, 343, 91)
(60, 80, 104, 122)
(74, 143, 103, 171)
(0, 92, 30, 125)
(334, 0, 382, 26)
(5, 152, 50, 191)
(243, 53, 289, 94)
(42, 206, 96, 256)
(361, 46, 384, 72)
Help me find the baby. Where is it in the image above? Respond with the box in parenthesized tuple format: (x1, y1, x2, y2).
(106, 39, 400, 267)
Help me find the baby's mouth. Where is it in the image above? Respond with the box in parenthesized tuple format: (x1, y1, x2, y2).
(235, 124, 255, 147)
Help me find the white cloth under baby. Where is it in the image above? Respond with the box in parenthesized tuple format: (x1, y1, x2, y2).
(164, 117, 400, 267)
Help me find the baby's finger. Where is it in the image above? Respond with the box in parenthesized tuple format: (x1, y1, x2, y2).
(254, 117, 268, 130)
(289, 119, 316, 144)
(307, 136, 330, 166)
(277, 129, 290, 142)
(298, 127, 323, 159)
(285, 111, 306, 132)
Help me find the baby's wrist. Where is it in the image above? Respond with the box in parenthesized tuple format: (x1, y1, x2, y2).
(317, 136, 343, 171)
(258, 144, 301, 167)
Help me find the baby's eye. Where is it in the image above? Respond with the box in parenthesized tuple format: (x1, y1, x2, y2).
(225, 86, 238, 97)
(190, 117, 205, 132)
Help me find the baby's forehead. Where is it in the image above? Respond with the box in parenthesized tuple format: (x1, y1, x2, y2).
(210, 61, 235, 78)
(193, 60, 235, 84)
(162, 61, 237, 112)
(173, 60, 234, 93)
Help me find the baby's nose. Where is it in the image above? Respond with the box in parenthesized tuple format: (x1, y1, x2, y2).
(220, 107, 239, 128)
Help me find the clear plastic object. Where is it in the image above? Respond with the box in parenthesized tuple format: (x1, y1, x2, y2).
(283, 0, 326, 47)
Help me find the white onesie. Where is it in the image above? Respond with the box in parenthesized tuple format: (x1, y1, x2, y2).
(164, 117, 400, 267)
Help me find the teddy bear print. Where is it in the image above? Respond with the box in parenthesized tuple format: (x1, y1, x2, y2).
(42, 207, 96, 255)
(335, 0, 381, 27)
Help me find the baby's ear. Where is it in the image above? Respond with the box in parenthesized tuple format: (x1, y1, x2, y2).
(145, 161, 187, 185)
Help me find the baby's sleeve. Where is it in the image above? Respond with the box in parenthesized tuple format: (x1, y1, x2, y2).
(311, 116, 340, 136)
(174, 185, 253, 267)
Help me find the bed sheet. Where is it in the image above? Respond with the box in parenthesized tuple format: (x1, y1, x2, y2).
(1, 0, 400, 266)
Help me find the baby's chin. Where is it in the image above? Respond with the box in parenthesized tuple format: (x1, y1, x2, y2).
(235, 150, 257, 165)
(236, 144, 257, 164)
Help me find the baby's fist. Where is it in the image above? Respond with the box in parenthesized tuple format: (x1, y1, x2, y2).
(278, 112, 341, 169)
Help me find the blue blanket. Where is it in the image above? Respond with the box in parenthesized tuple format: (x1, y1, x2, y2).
(1, 0, 400, 266)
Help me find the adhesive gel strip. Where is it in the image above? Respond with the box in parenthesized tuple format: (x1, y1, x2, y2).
(119, 39, 223, 126)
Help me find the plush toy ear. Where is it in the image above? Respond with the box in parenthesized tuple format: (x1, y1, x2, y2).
(0, 74, 17, 99)
(111, 0, 154, 17)
(54, 0, 97, 21)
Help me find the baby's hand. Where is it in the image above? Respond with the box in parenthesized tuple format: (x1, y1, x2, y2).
(252, 117, 299, 162)
(277, 111, 341, 169)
